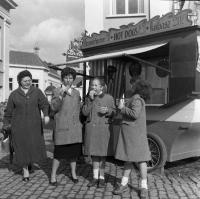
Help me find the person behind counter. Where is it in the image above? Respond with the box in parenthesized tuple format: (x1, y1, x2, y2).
(3, 70, 50, 181)
(113, 79, 152, 199)
(82, 77, 115, 188)
(50, 67, 82, 186)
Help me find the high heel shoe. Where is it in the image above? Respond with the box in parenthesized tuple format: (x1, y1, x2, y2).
(22, 177, 29, 182)
(71, 177, 79, 184)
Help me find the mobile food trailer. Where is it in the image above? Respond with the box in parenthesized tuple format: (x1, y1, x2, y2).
(53, 9, 200, 172)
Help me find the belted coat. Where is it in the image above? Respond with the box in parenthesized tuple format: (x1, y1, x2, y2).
(115, 94, 151, 162)
(82, 93, 115, 156)
(51, 87, 82, 145)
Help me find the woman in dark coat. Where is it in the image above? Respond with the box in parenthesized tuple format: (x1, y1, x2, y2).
(113, 79, 151, 199)
(82, 77, 115, 188)
(3, 70, 50, 181)
(50, 67, 82, 186)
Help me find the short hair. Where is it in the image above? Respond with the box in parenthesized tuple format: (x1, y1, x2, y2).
(17, 70, 32, 85)
(132, 79, 152, 101)
(61, 67, 76, 80)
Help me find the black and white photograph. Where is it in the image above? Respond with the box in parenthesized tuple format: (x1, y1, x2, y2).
(0, 0, 200, 198)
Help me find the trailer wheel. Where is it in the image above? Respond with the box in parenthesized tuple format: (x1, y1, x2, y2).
(147, 133, 167, 172)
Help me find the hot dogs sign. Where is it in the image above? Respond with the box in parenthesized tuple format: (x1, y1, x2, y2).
(82, 9, 192, 49)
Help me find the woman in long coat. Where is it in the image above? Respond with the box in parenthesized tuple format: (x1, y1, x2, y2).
(113, 79, 151, 199)
(50, 67, 82, 186)
(3, 70, 49, 181)
(82, 77, 115, 188)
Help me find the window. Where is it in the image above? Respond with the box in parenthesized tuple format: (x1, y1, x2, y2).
(32, 79, 39, 88)
(9, 78, 13, 91)
(111, 0, 144, 15)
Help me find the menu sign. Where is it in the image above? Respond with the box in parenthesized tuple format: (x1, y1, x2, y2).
(82, 9, 192, 49)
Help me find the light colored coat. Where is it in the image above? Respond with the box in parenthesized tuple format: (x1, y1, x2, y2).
(51, 87, 82, 145)
(115, 94, 151, 162)
(82, 93, 115, 156)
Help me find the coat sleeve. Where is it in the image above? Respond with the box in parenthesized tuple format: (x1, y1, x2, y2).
(38, 89, 49, 116)
(105, 95, 116, 117)
(82, 97, 93, 117)
(120, 98, 143, 119)
(3, 93, 15, 126)
(50, 88, 63, 113)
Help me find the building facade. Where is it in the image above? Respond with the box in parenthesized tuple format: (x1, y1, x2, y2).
(0, 0, 17, 102)
(85, 0, 174, 34)
(85, 0, 200, 35)
(9, 50, 61, 95)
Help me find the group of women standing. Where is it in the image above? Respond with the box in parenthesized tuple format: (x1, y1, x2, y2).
(2, 66, 151, 199)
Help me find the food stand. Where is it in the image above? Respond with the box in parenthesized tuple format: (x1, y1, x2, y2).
(53, 9, 200, 172)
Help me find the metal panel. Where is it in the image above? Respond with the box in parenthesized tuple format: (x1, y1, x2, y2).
(169, 31, 197, 103)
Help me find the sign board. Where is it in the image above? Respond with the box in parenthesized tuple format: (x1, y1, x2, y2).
(82, 9, 192, 49)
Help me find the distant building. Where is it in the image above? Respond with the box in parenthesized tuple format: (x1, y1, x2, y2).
(9, 50, 61, 94)
(0, 0, 17, 101)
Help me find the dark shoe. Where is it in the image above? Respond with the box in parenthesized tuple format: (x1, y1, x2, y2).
(87, 179, 98, 187)
(112, 184, 128, 195)
(22, 177, 29, 182)
(71, 177, 79, 184)
(49, 180, 58, 186)
(140, 188, 148, 199)
(98, 179, 106, 188)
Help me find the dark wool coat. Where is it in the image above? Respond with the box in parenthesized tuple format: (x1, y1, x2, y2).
(115, 94, 151, 162)
(3, 86, 49, 166)
(51, 87, 82, 145)
(82, 93, 115, 156)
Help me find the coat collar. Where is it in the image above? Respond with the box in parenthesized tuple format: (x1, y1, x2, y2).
(17, 86, 35, 96)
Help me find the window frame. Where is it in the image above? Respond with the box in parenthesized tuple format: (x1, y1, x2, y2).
(9, 78, 13, 91)
(109, 0, 145, 17)
(32, 79, 39, 88)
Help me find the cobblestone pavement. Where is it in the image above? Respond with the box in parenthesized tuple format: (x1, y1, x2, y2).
(1, 130, 200, 199)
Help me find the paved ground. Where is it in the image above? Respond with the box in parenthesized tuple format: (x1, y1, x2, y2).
(1, 130, 200, 199)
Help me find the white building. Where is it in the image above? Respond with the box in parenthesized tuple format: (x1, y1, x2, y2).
(0, 0, 17, 102)
(9, 50, 61, 95)
(84, 0, 198, 34)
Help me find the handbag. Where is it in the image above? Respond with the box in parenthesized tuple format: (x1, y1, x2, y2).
(1, 137, 10, 153)
(0, 127, 12, 153)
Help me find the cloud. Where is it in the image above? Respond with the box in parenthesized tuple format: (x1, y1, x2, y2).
(22, 18, 82, 47)
(10, 0, 84, 63)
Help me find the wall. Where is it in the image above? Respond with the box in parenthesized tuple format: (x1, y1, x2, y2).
(0, 0, 17, 102)
(150, 0, 172, 19)
(85, 0, 104, 34)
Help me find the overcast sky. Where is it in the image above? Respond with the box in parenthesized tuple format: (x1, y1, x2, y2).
(10, 0, 85, 64)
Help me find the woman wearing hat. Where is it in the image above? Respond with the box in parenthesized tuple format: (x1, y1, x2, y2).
(3, 70, 50, 181)
(50, 67, 82, 186)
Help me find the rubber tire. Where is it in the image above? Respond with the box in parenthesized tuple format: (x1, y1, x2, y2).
(147, 132, 167, 172)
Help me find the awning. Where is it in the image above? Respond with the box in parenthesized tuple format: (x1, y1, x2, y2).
(65, 42, 168, 65)
(50, 42, 170, 73)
